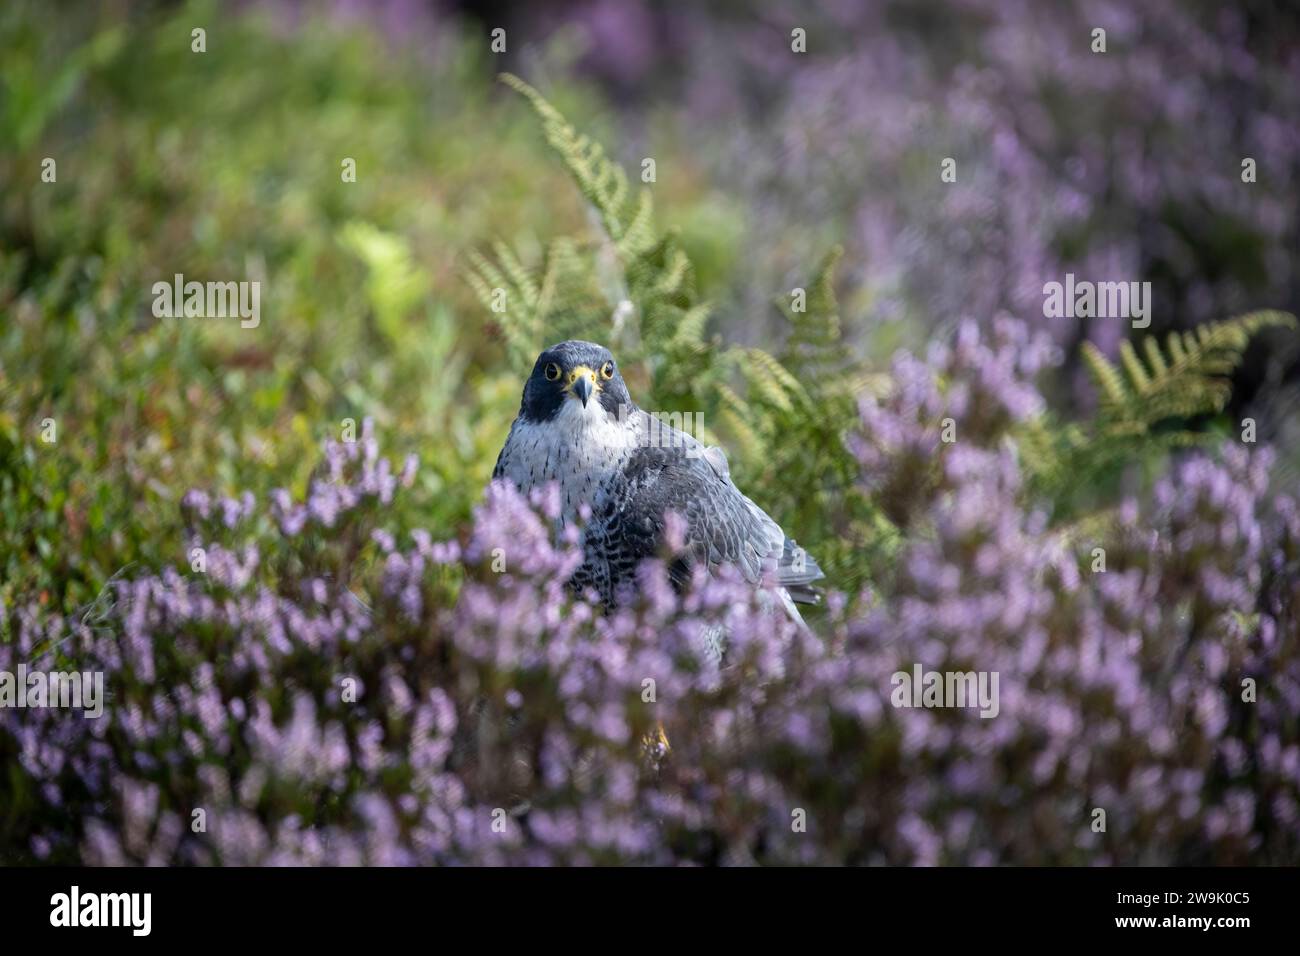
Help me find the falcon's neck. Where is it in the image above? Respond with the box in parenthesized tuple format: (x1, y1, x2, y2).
(500, 400, 644, 526)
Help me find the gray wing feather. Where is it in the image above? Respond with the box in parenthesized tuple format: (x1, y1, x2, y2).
(584, 412, 824, 603)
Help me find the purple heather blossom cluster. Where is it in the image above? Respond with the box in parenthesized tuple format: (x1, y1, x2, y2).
(617, 0, 1299, 354)
(853, 316, 1058, 527)
(846, 331, 1299, 862)
(3, 322, 1298, 863)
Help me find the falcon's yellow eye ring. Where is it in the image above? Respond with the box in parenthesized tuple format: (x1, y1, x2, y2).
(544, 363, 562, 381)
(600, 361, 614, 380)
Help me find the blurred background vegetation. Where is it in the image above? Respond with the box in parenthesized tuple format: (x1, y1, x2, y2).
(2, 0, 1298, 627)
(1, 0, 605, 620)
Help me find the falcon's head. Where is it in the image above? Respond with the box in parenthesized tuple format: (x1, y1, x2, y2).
(518, 340, 633, 423)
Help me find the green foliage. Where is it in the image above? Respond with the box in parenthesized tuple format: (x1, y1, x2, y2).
(1083, 311, 1296, 423)
(2, 0, 1290, 636)
(4, 5, 805, 632)
(1021, 311, 1297, 517)
(0, 6, 643, 626)
(467, 73, 705, 374)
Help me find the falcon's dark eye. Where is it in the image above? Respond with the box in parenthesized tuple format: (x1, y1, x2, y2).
(600, 361, 614, 380)
(544, 363, 562, 381)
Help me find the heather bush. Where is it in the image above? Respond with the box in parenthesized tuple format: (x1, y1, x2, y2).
(4, 323, 1296, 865)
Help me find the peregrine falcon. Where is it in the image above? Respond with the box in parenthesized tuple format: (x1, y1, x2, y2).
(491, 340, 824, 622)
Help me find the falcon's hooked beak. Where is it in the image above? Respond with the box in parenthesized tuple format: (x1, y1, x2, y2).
(565, 365, 599, 407)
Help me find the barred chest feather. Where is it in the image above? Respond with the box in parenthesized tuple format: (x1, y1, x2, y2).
(496, 399, 642, 528)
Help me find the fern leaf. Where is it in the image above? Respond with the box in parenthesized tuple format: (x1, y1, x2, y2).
(618, 190, 656, 259)
(1081, 343, 1127, 408)
(1142, 336, 1168, 380)
(1118, 340, 1150, 393)
(1027, 311, 1296, 520)
(1083, 311, 1295, 422)
(491, 240, 538, 308)
(742, 347, 809, 413)
(499, 73, 646, 252)
(670, 304, 712, 350)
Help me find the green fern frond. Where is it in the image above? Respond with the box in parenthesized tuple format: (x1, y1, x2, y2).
(492, 240, 538, 307)
(1080, 341, 1127, 407)
(1142, 336, 1168, 380)
(1083, 311, 1296, 424)
(808, 245, 843, 319)
(1118, 340, 1151, 394)
(619, 190, 656, 260)
(739, 347, 809, 413)
(669, 304, 712, 351)
(1026, 310, 1296, 520)
(462, 254, 497, 310)
(780, 245, 845, 378)
(465, 249, 507, 301)
(498, 73, 655, 259)
(714, 383, 762, 460)
(534, 238, 582, 320)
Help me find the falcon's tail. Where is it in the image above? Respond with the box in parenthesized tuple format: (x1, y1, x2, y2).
(775, 586, 813, 632)
(776, 536, 825, 605)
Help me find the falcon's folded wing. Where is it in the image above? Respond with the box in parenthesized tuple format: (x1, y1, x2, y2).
(592, 425, 824, 603)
